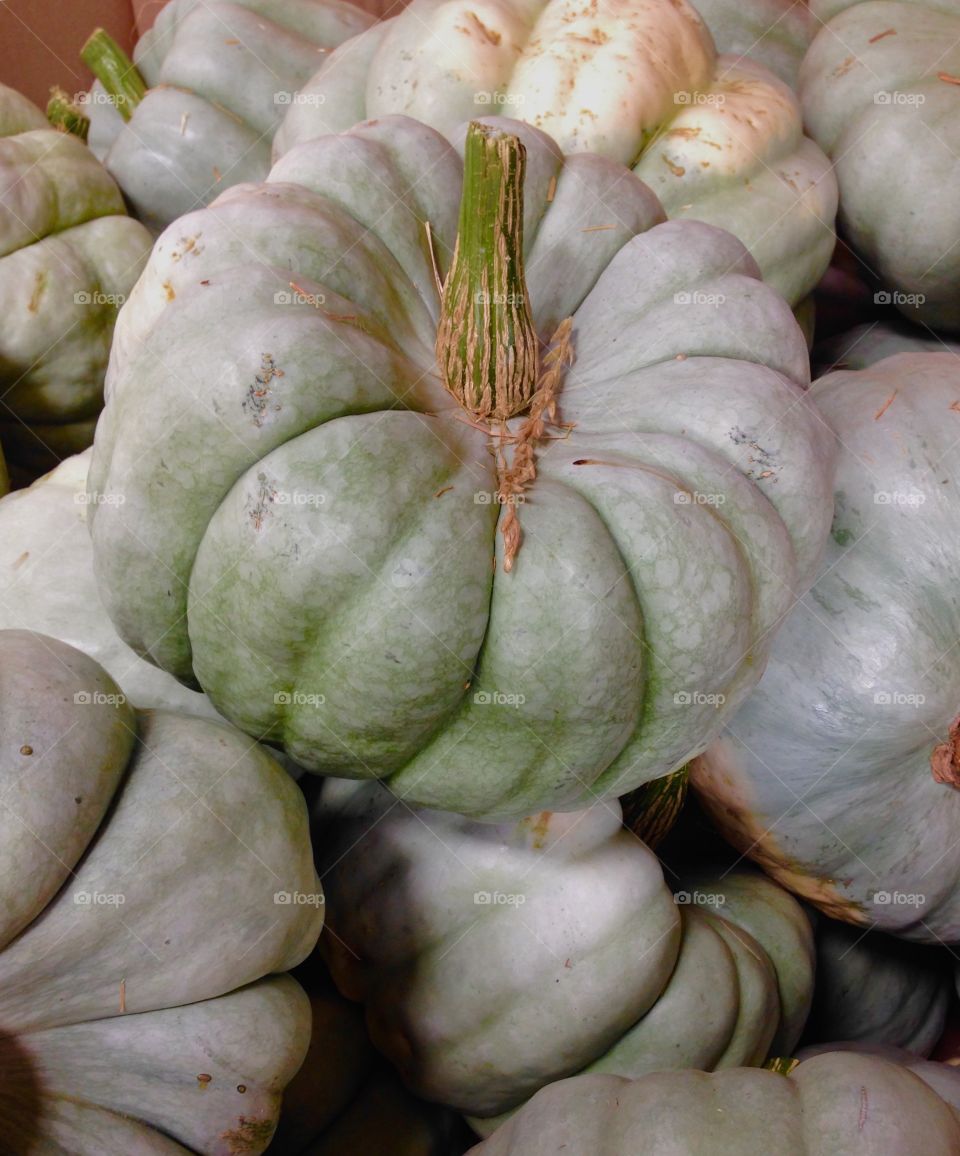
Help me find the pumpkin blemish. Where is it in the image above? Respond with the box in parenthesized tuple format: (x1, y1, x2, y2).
(19, 745, 32, 756)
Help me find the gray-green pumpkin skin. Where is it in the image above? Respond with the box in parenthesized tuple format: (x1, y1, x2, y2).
(692, 352, 960, 942)
(0, 450, 217, 718)
(86, 0, 374, 232)
(690, 0, 817, 86)
(467, 1051, 960, 1154)
(273, 0, 836, 306)
(0, 84, 151, 476)
(0, 629, 322, 1154)
(814, 319, 960, 376)
(801, 0, 960, 330)
(88, 114, 836, 822)
(315, 780, 813, 1129)
(804, 919, 952, 1057)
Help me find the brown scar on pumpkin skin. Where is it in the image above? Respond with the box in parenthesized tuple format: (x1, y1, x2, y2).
(931, 714, 960, 787)
(523, 811, 553, 849)
(868, 28, 896, 43)
(28, 270, 47, 313)
(858, 1087, 869, 1131)
(220, 1116, 276, 1154)
(874, 389, 898, 420)
(938, 72, 960, 86)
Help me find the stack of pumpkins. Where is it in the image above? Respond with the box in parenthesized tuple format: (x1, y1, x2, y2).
(2, 0, 960, 1151)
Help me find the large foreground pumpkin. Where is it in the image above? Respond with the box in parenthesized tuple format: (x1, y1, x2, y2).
(273, 0, 836, 305)
(0, 84, 151, 476)
(468, 1051, 960, 1154)
(89, 115, 835, 821)
(801, 0, 960, 330)
(0, 630, 322, 1153)
(315, 781, 813, 1125)
(692, 352, 960, 941)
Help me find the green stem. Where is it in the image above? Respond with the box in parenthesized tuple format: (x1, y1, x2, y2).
(621, 766, 689, 851)
(435, 121, 538, 421)
(81, 28, 147, 122)
(46, 87, 90, 141)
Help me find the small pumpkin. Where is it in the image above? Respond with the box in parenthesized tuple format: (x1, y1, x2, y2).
(273, 0, 837, 306)
(89, 115, 835, 820)
(0, 83, 151, 477)
(804, 918, 953, 1056)
(0, 629, 322, 1153)
(83, 0, 375, 232)
(468, 1051, 960, 1154)
(801, 0, 960, 330)
(315, 780, 813, 1127)
(691, 352, 960, 941)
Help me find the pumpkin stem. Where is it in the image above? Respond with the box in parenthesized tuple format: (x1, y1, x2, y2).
(931, 714, 960, 788)
(436, 121, 539, 421)
(46, 87, 90, 140)
(81, 29, 147, 122)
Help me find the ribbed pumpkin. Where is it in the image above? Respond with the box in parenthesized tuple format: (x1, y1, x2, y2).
(83, 0, 374, 233)
(88, 115, 835, 821)
(0, 630, 322, 1153)
(801, 0, 960, 330)
(314, 780, 813, 1127)
(0, 83, 151, 477)
(273, 0, 837, 306)
(467, 1051, 960, 1154)
(692, 352, 960, 942)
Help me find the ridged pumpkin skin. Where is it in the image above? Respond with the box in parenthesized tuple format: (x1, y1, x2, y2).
(266, 961, 469, 1155)
(273, 0, 836, 306)
(814, 319, 960, 375)
(801, 0, 960, 330)
(0, 630, 322, 1154)
(804, 919, 952, 1056)
(0, 451, 216, 718)
(0, 84, 151, 476)
(467, 1052, 960, 1154)
(89, 115, 835, 821)
(315, 781, 813, 1125)
(691, 0, 817, 86)
(86, 0, 374, 233)
(692, 353, 960, 941)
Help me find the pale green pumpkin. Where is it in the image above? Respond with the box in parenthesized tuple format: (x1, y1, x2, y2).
(315, 780, 813, 1127)
(468, 1051, 960, 1154)
(0, 84, 151, 477)
(692, 352, 960, 942)
(801, 0, 960, 330)
(0, 450, 216, 717)
(0, 630, 322, 1154)
(84, 0, 374, 233)
(272, 0, 837, 306)
(814, 319, 960, 375)
(88, 115, 835, 821)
